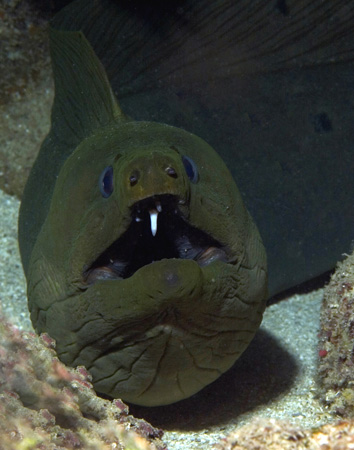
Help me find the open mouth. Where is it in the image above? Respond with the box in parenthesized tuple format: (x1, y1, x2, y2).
(84, 194, 228, 285)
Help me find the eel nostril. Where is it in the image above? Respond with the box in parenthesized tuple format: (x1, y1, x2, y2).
(129, 170, 140, 186)
(165, 166, 178, 178)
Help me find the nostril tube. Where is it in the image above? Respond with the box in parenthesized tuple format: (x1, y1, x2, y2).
(165, 166, 178, 178)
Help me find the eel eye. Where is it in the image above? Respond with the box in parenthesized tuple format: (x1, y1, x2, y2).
(99, 166, 114, 198)
(182, 155, 198, 183)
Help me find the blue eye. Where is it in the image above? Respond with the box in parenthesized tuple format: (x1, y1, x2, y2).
(99, 166, 114, 198)
(182, 155, 198, 183)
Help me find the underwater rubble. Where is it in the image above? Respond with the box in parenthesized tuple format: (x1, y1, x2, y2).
(214, 417, 354, 450)
(0, 313, 166, 450)
(318, 250, 354, 417)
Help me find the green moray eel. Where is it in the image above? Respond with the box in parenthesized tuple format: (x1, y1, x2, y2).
(18, 30, 267, 406)
(48, 0, 354, 296)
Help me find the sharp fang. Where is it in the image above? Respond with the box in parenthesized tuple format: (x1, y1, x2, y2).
(149, 209, 158, 236)
(135, 217, 142, 222)
(156, 201, 162, 212)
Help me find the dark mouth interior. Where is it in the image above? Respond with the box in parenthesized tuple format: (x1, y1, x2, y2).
(84, 194, 227, 284)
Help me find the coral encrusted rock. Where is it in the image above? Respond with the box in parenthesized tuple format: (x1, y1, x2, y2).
(0, 313, 166, 450)
(318, 250, 354, 416)
(214, 417, 354, 450)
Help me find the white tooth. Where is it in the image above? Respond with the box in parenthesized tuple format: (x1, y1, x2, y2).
(135, 217, 142, 222)
(156, 201, 162, 212)
(150, 209, 158, 236)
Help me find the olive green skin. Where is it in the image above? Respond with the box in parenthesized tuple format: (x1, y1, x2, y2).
(27, 121, 266, 406)
(20, 30, 267, 406)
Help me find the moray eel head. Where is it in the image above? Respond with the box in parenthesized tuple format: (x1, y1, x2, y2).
(27, 121, 267, 406)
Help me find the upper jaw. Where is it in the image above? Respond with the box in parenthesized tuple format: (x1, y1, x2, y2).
(83, 194, 229, 286)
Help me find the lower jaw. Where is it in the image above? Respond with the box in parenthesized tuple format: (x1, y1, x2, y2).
(85, 246, 228, 285)
(90, 320, 242, 406)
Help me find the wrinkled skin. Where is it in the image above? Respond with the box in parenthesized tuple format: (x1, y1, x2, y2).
(20, 31, 267, 406)
(27, 122, 267, 405)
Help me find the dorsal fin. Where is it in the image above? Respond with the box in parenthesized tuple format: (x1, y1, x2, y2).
(19, 29, 127, 274)
(50, 28, 126, 142)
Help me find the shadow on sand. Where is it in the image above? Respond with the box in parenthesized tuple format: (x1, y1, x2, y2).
(128, 328, 298, 431)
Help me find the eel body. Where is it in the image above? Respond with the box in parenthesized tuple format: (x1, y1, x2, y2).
(49, 0, 354, 296)
(18, 29, 267, 406)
